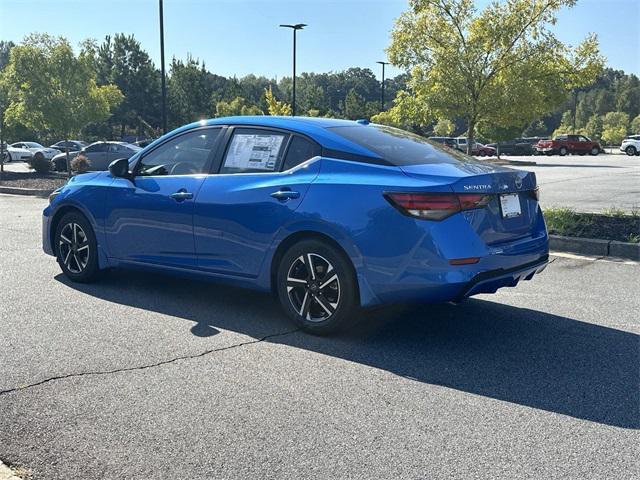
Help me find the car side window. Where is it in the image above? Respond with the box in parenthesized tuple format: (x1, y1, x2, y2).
(282, 136, 320, 171)
(137, 128, 221, 176)
(578, 136, 588, 142)
(85, 143, 107, 153)
(221, 129, 288, 174)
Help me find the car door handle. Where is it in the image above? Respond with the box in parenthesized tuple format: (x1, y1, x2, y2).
(170, 190, 193, 202)
(270, 189, 300, 201)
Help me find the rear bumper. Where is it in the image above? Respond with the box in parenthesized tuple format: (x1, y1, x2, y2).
(456, 254, 548, 300)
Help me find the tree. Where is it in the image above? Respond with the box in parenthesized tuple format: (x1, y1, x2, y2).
(0, 41, 15, 72)
(95, 34, 160, 137)
(584, 114, 603, 140)
(386, 0, 604, 153)
(1, 34, 122, 175)
(601, 111, 629, 145)
(552, 111, 574, 137)
(215, 97, 262, 117)
(523, 119, 548, 137)
(432, 118, 455, 136)
(168, 56, 214, 127)
(630, 115, 640, 134)
(264, 86, 291, 116)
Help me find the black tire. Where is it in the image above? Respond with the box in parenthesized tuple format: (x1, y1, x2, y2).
(54, 211, 100, 283)
(34, 151, 45, 161)
(559, 147, 567, 156)
(590, 146, 600, 156)
(276, 239, 359, 335)
(626, 146, 636, 156)
(3, 153, 11, 163)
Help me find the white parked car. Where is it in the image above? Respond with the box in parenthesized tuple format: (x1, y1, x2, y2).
(11, 141, 61, 160)
(620, 135, 640, 156)
(1, 143, 34, 162)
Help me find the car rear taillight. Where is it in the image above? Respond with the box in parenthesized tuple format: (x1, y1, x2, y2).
(384, 192, 491, 220)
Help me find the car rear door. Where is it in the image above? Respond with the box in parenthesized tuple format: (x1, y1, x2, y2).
(104, 127, 223, 269)
(193, 127, 321, 277)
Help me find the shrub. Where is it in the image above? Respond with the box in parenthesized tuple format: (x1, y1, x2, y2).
(26, 153, 51, 173)
(70, 154, 91, 173)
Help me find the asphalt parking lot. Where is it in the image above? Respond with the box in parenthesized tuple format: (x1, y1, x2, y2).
(1, 194, 639, 479)
(504, 153, 640, 212)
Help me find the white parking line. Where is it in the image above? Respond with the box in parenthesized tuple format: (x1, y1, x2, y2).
(550, 251, 639, 265)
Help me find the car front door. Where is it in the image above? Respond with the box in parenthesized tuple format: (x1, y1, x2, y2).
(84, 142, 109, 169)
(104, 127, 223, 269)
(193, 128, 321, 277)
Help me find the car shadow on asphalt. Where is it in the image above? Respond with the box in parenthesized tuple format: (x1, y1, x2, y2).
(56, 269, 639, 430)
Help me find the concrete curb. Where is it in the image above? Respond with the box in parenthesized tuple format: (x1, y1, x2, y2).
(0, 461, 24, 480)
(0, 186, 52, 197)
(550, 235, 640, 261)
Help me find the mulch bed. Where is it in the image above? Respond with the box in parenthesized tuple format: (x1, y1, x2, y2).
(0, 170, 68, 190)
(547, 212, 640, 243)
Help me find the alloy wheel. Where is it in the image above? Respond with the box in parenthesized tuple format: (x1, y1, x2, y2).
(286, 253, 341, 322)
(58, 222, 90, 274)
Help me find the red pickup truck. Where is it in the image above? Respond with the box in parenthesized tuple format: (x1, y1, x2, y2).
(536, 134, 602, 156)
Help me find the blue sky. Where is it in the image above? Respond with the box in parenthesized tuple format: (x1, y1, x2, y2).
(1, 0, 638, 80)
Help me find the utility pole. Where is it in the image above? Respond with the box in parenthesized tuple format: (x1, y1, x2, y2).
(279, 24, 307, 116)
(376, 61, 390, 112)
(159, 0, 167, 134)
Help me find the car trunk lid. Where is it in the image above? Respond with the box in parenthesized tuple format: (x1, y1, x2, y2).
(399, 162, 540, 246)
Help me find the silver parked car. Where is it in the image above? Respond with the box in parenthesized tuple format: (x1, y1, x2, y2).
(51, 141, 142, 172)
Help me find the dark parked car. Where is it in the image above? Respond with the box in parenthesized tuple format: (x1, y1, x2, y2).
(428, 137, 459, 150)
(50, 140, 88, 153)
(485, 138, 535, 156)
(536, 135, 602, 156)
(51, 141, 141, 172)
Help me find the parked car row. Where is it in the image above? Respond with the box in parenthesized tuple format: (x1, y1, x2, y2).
(51, 141, 142, 171)
(1, 140, 88, 163)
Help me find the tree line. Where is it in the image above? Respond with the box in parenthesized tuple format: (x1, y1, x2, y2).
(0, 0, 638, 149)
(0, 35, 407, 144)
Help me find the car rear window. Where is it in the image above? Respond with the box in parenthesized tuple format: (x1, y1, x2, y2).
(327, 124, 474, 166)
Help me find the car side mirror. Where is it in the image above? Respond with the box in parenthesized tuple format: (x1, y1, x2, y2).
(108, 157, 132, 180)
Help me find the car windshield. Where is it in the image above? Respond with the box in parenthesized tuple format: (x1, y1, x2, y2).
(327, 124, 476, 166)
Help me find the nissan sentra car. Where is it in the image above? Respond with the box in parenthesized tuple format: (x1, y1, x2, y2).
(43, 117, 549, 334)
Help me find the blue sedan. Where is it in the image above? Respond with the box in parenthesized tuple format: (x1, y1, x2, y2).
(43, 117, 549, 334)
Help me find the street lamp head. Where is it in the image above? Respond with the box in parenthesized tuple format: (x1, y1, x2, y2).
(280, 23, 307, 30)
(376, 61, 390, 65)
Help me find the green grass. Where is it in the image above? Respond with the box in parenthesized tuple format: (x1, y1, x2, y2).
(543, 207, 592, 237)
(543, 207, 640, 243)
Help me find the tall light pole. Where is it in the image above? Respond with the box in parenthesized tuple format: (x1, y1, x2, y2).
(279, 23, 306, 116)
(376, 61, 390, 112)
(159, 0, 167, 134)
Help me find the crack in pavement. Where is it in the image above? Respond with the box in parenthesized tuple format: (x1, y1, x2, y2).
(0, 328, 300, 397)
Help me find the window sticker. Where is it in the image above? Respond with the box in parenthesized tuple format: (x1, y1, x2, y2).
(224, 134, 284, 171)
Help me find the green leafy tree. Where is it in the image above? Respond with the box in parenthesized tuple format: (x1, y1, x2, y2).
(552, 111, 574, 137)
(432, 118, 455, 136)
(584, 114, 603, 140)
(371, 90, 431, 129)
(1, 34, 122, 175)
(601, 111, 629, 145)
(215, 97, 262, 117)
(386, 0, 604, 153)
(630, 114, 640, 134)
(264, 86, 291, 116)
